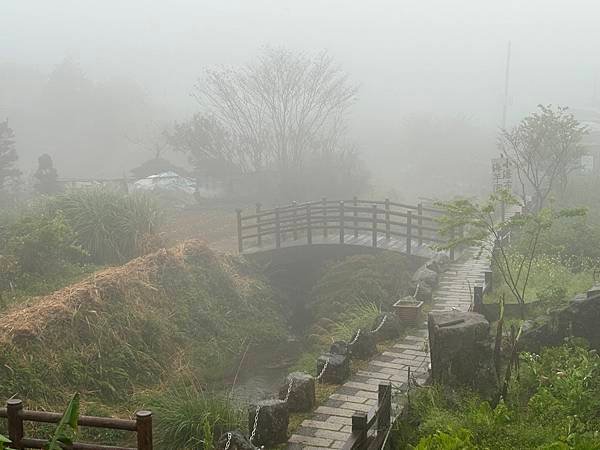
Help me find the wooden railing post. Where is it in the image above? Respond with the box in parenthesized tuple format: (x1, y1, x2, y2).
(307, 205, 312, 245)
(484, 270, 493, 293)
(417, 202, 423, 246)
(353, 196, 358, 239)
(275, 207, 281, 249)
(351, 412, 368, 450)
(7, 399, 24, 449)
(372, 204, 378, 248)
(406, 210, 413, 255)
(473, 285, 483, 313)
(385, 198, 390, 239)
(339, 201, 345, 244)
(236, 209, 243, 254)
(322, 197, 328, 238)
(256, 203, 262, 247)
(292, 201, 298, 241)
(377, 383, 391, 433)
(136, 410, 153, 450)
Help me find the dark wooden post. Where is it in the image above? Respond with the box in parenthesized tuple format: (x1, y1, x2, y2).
(377, 383, 391, 433)
(275, 207, 281, 249)
(372, 204, 378, 248)
(351, 412, 368, 450)
(417, 203, 423, 246)
(353, 196, 358, 239)
(7, 399, 24, 449)
(136, 410, 153, 450)
(484, 270, 493, 293)
(322, 197, 328, 238)
(339, 201, 345, 244)
(385, 198, 390, 240)
(473, 285, 483, 313)
(256, 203, 263, 247)
(406, 210, 413, 255)
(307, 205, 312, 245)
(236, 209, 243, 254)
(292, 201, 298, 241)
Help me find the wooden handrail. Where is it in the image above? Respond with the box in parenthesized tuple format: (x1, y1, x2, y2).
(0, 399, 151, 450)
(237, 198, 452, 258)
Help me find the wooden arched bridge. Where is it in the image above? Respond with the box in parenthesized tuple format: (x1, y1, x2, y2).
(236, 198, 457, 259)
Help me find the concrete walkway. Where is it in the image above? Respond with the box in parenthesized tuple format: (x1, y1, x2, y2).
(287, 246, 491, 450)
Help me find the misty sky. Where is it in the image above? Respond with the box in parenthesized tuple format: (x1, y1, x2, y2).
(2, 0, 600, 188)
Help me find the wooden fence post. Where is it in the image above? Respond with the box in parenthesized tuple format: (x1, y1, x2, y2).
(322, 197, 328, 238)
(484, 270, 493, 293)
(136, 410, 153, 450)
(377, 383, 391, 433)
(385, 198, 390, 239)
(417, 202, 423, 246)
(256, 203, 262, 247)
(236, 209, 243, 254)
(307, 205, 312, 245)
(406, 210, 413, 255)
(275, 207, 281, 249)
(353, 196, 358, 239)
(7, 399, 24, 450)
(339, 201, 345, 244)
(292, 201, 298, 241)
(473, 285, 483, 313)
(352, 412, 368, 450)
(372, 204, 378, 248)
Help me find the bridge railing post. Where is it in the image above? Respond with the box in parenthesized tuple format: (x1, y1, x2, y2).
(322, 197, 328, 238)
(7, 399, 24, 449)
(353, 196, 358, 239)
(377, 383, 391, 434)
(256, 203, 262, 247)
(339, 201, 345, 244)
(417, 202, 423, 246)
(372, 204, 378, 248)
(351, 412, 368, 450)
(292, 201, 298, 241)
(275, 207, 281, 249)
(236, 209, 243, 254)
(385, 198, 390, 240)
(307, 205, 312, 245)
(406, 210, 413, 255)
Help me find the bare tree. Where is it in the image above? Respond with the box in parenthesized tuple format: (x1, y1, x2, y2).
(192, 48, 358, 175)
(499, 105, 587, 212)
(0, 120, 20, 190)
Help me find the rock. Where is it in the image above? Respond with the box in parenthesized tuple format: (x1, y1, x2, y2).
(317, 353, 350, 384)
(370, 313, 402, 340)
(330, 340, 349, 356)
(428, 311, 492, 389)
(413, 282, 433, 303)
(278, 372, 315, 412)
(412, 265, 439, 288)
(216, 430, 254, 450)
(349, 329, 377, 359)
(247, 399, 288, 447)
(426, 253, 451, 273)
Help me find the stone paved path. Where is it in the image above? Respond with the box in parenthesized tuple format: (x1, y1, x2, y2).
(287, 246, 491, 449)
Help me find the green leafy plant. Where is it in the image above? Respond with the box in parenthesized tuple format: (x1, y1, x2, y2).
(0, 434, 12, 450)
(47, 392, 80, 449)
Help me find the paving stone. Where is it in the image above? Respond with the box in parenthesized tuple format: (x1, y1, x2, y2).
(330, 394, 367, 403)
(326, 415, 352, 425)
(315, 406, 355, 417)
(289, 435, 333, 447)
(331, 440, 345, 449)
(314, 429, 351, 441)
(356, 370, 391, 380)
(340, 402, 372, 412)
(344, 381, 378, 392)
(301, 420, 343, 431)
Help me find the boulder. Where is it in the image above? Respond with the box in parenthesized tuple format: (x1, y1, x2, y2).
(349, 329, 377, 359)
(412, 265, 439, 288)
(330, 340, 349, 356)
(216, 430, 254, 450)
(278, 372, 315, 412)
(426, 253, 451, 273)
(317, 353, 350, 384)
(428, 311, 492, 388)
(247, 399, 288, 447)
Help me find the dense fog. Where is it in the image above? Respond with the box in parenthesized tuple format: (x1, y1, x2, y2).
(2, 0, 600, 199)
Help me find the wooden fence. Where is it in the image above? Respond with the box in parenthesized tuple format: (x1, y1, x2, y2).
(236, 198, 453, 257)
(0, 399, 152, 450)
(341, 383, 392, 450)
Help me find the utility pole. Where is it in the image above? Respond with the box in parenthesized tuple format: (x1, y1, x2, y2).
(501, 41, 512, 129)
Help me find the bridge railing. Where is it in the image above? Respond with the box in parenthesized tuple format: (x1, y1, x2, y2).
(236, 198, 455, 258)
